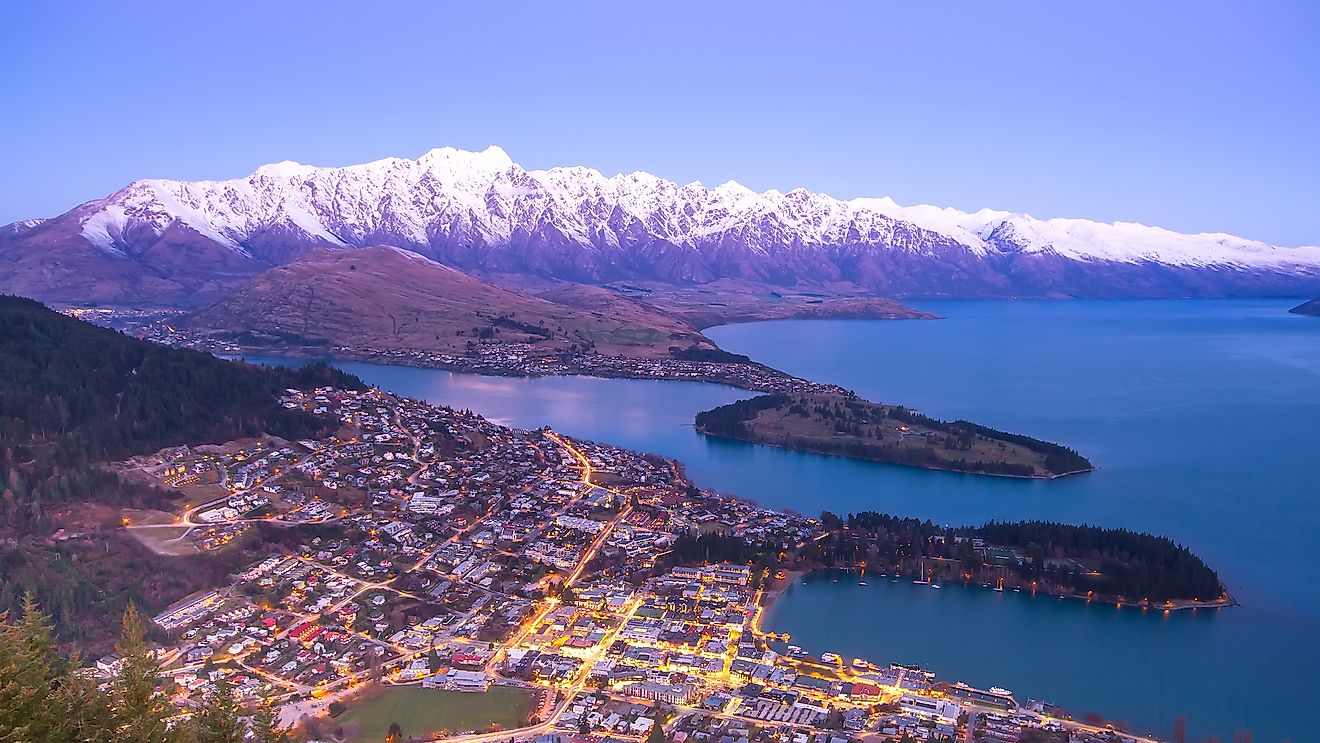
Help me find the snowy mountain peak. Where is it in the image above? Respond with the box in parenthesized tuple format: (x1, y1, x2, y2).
(418, 145, 514, 175)
(253, 160, 315, 179)
(5, 145, 1320, 304)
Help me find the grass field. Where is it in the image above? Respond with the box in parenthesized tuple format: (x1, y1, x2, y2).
(331, 686, 536, 741)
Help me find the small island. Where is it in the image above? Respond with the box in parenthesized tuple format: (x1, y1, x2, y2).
(695, 392, 1094, 478)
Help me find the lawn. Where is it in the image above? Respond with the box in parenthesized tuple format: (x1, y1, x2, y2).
(331, 685, 536, 741)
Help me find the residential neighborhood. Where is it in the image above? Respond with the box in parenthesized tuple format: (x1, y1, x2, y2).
(114, 386, 1154, 743)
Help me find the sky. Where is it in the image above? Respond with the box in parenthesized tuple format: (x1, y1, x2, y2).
(1, 1, 1318, 246)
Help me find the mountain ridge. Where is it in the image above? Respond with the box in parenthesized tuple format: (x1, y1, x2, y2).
(4, 146, 1320, 304)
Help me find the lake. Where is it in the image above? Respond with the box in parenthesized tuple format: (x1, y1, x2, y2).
(247, 298, 1320, 742)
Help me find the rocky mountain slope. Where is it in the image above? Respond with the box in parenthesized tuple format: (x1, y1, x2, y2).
(5, 146, 1320, 304)
(181, 246, 719, 358)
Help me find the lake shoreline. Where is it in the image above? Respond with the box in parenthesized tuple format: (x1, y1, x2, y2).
(765, 567, 1236, 621)
(695, 424, 1097, 481)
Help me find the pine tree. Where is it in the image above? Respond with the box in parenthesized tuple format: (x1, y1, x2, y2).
(0, 594, 67, 743)
(56, 660, 119, 743)
(188, 679, 245, 743)
(248, 701, 290, 743)
(647, 710, 668, 743)
(112, 602, 175, 743)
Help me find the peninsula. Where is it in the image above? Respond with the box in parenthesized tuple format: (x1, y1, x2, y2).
(695, 392, 1094, 479)
(1, 297, 1219, 743)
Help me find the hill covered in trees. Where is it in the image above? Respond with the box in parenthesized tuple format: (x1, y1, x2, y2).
(0, 296, 363, 642)
(695, 392, 1093, 478)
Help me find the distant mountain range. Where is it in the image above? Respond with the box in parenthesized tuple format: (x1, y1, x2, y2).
(4, 146, 1320, 304)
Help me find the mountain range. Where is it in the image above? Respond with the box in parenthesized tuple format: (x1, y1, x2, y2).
(4, 145, 1320, 305)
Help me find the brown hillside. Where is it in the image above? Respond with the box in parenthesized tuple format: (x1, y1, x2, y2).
(183, 247, 715, 358)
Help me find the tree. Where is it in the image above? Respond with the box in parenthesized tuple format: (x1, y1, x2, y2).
(387, 721, 404, 743)
(248, 702, 290, 743)
(188, 679, 245, 743)
(112, 602, 175, 743)
(0, 594, 66, 743)
(646, 713, 667, 743)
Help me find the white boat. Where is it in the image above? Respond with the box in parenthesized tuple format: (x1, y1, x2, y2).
(858, 581, 868, 586)
(931, 583, 942, 589)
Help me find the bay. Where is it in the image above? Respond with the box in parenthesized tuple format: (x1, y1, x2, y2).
(246, 298, 1320, 742)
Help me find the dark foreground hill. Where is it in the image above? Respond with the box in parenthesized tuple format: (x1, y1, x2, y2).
(0, 296, 361, 643)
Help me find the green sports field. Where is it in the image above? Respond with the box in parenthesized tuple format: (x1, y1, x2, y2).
(331, 685, 536, 741)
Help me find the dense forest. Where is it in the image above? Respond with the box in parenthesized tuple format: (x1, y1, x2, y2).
(668, 345, 756, 364)
(669, 512, 1222, 602)
(693, 394, 791, 435)
(0, 296, 364, 642)
(803, 512, 1224, 603)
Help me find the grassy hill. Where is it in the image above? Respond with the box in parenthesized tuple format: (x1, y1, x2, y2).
(183, 246, 719, 359)
(695, 392, 1093, 478)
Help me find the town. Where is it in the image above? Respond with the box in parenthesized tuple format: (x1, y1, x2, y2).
(67, 307, 846, 395)
(112, 384, 1158, 743)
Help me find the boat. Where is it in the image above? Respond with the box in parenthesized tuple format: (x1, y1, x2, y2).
(931, 583, 942, 589)
(858, 581, 868, 586)
(912, 579, 929, 585)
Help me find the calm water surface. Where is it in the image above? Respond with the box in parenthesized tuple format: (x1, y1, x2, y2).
(250, 299, 1320, 742)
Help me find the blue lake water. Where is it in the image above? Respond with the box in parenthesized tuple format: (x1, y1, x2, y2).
(247, 298, 1320, 742)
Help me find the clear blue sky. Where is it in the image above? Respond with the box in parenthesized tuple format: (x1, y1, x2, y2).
(2, 1, 1317, 245)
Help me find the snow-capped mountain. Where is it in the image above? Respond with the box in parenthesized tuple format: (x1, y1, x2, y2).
(4, 145, 1320, 304)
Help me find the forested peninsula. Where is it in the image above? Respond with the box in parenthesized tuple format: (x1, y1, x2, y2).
(675, 511, 1228, 606)
(694, 392, 1093, 478)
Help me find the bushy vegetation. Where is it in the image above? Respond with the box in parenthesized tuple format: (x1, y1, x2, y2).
(693, 394, 790, 436)
(668, 345, 755, 365)
(0, 596, 289, 743)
